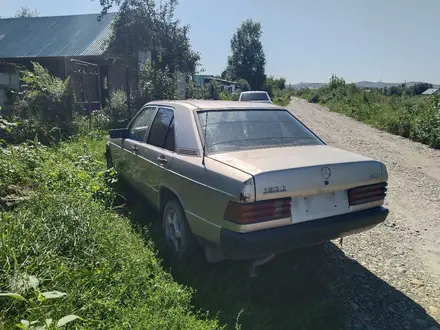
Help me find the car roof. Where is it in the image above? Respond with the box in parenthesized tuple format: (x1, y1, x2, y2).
(146, 99, 282, 111)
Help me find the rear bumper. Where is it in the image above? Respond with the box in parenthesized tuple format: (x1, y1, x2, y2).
(220, 207, 389, 260)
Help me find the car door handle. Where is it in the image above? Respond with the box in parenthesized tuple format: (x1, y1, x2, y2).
(157, 155, 167, 165)
(131, 145, 138, 152)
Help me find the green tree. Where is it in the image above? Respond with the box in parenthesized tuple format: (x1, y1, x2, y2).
(104, 89, 130, 127)
(224, 19, 266, 90)
(10, 62, 73, 143)
(411, 82, 433, 95)
(264, 76, 277, 98)
(235, 78, 250, 91)
(98, 0, 121, 15)
(137, 61, 176, 104)
(275, 77, 286, 90)
(328, 74, 346, 90)
(105, 0, 199, 74)
(15, 6, 39, 17)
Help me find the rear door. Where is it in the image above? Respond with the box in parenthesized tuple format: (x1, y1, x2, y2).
(122, 106, 157, 189)
(141, 107, 176, 201)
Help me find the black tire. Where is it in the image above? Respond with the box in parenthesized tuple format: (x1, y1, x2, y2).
(162, 199, 195, 260)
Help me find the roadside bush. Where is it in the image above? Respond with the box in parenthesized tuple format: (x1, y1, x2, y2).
(309, 94, 320, 103)
(410, 96, 440, 148)
(0, 115, 20, 145)
(186, 81, 205, 99)
(9, 62, 74, 144)
(137, 61, 176, 105)
(272, 89, 291, 106)
(295, 75, 440, 149)
(103, 89, 130, 128)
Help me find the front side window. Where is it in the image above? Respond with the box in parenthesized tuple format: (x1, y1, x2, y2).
(129, 106, 156, 142)
(147, 108, 175, 150)
(197, 109, 323, 154)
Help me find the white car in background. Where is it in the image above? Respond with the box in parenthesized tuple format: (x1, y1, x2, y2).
(239, 91, 273, 103)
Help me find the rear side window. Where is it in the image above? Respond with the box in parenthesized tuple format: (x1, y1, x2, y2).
(147, 108, 175, 151)
(197, 110, 323, 154)
(163, 119, 175, 151)
(240, 92, 270, 101)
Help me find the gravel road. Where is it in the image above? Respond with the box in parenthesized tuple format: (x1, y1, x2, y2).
(287, 97, 440, 329)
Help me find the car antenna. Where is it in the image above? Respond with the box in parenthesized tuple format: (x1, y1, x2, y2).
(202, 111, 208, 167)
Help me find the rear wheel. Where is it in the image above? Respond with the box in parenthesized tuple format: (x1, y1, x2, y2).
(162, 199, 195, 260)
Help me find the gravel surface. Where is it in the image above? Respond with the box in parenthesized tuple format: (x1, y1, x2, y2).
(287, 97, 440, 330)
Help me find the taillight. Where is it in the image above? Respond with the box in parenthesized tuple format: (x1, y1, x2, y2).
(348, 182, 387, 206)
(224, 198, 291, 224)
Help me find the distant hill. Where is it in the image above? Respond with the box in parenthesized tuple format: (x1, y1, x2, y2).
(289, 81, 439, 90)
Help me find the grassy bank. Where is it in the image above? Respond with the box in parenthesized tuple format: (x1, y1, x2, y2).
(294, 78, 440, 149)
(0, 134, 218, 329)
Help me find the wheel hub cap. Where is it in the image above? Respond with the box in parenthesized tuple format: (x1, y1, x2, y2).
(165, 209, 181, 253)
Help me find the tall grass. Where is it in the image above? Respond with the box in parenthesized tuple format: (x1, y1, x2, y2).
(0, 134, 219, 329)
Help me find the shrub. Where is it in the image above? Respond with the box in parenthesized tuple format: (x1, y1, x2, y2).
(219, 91, 233, 101)
(264, 76, 277, 98)
(309, 94, 320, 103)
(103, 89, 130, 128)
(0, 115, 19, 145)
(137, 61, 176, 105)
(186, 81, 205, 99)
(10, 62, 73, 144)
(231, 92, 240, 101)
(204, 80, 221, 100)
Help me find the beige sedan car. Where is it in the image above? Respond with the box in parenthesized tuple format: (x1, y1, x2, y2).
(106, 100, 389, 265)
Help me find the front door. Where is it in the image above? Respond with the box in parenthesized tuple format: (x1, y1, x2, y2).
(122, 106, 157, 191)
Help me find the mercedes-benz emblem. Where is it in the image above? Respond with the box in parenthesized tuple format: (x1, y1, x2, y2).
(321, 167, 331, 179)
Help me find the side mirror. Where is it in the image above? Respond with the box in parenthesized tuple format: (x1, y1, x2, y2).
(109, 128, 129, 139)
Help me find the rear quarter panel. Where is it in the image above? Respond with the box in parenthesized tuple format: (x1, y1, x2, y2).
(160, 156, 251, 244)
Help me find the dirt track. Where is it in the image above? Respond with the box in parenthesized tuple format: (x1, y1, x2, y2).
(287, 97, 440, 328)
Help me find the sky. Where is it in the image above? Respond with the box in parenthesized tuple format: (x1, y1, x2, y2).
(1, 0, 439, 84)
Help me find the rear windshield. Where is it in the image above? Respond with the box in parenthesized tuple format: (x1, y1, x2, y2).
(240, 92, 270, 101)
(197, 110, 323, 154)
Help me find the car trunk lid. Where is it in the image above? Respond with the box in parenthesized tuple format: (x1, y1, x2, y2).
(209, 145, 386, 223)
